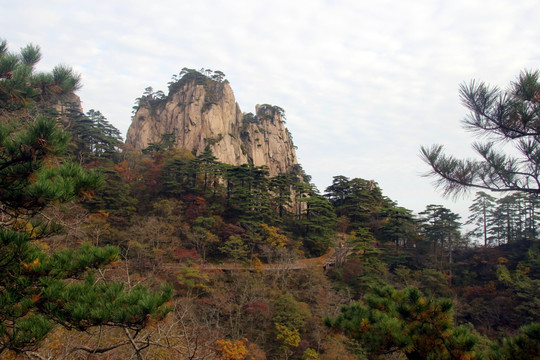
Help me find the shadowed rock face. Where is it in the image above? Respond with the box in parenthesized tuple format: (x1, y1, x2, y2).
(126, 78, 298, 176)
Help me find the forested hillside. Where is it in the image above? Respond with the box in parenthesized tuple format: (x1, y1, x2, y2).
(1, 40, 538, 359)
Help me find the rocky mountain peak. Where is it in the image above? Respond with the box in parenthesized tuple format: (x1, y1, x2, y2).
(125, 69, 299, 176)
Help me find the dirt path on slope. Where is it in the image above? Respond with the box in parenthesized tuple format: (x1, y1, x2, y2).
(162, 247, 341, 272)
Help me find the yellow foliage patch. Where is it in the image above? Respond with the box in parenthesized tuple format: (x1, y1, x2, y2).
(215, 338, 249, 360)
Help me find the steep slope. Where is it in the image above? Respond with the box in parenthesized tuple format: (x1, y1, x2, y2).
(126, 71, 298, 176)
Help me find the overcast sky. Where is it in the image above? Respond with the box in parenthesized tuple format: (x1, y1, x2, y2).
(3, 0, 540, 223)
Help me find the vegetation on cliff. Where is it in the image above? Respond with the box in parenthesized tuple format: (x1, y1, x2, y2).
(127, 67, 299, 176)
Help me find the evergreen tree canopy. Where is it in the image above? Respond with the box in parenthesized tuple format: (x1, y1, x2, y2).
(0, 40, 171, 356)
(324, 175, 418, 245)
(495, 322, 540, 359)
(326, 286, 484, 360)
(421, 70, 540, 196)
(325, 176, 387, 228)
(419, 205, 462, 247)
(0, 40, 81, 111)
(466, 191, 497, 246)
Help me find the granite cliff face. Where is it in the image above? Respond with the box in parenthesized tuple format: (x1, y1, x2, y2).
(126, 73, 298, 176)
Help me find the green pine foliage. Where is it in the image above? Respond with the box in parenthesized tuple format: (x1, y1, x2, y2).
(326, 286, 484, 360)
(493, 322, 540, 360)
(85, 166, 138, 219)
(0, 40, 171, 356)
(66, 108, 123, 162)
(0, 40, 80, 111)
(421, 70, 540, 196)
(324, 175, 418, 246)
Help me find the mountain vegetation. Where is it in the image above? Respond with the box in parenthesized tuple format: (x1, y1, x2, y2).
(1, 40, 538, 359)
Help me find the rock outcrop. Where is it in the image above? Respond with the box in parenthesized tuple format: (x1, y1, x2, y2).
(126, 72, 298, 176)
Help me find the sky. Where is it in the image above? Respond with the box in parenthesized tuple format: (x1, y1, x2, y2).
(3, 0, 540, 224)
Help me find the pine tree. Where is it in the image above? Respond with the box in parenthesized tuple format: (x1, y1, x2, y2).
(419, 205, 463, 273)
(63, 106, 123, 163)
(421, 70, 540, 196)
(225, 164, 273, 227)
(0, 40, 80, 111)
(269, 173, 294, 220)
(326, 286, 486, 359)
(324, 175, 351, 218)
(295, 187, 337, 256)
(325, 176, 394, 234)
(0, 117, 172, 355)
(466, 191, 497, 246)
(377, 205, 419, 248)
(495, 322, 540, 359)
(0, 40, 171, 356)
